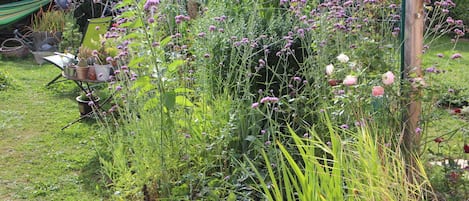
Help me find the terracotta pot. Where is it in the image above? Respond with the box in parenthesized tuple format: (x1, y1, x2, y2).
(88, 65, 97, 80)
(76, 66, 89, 80)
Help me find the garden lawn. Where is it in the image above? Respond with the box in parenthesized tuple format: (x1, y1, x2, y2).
(0, 58, 106, 200)
(422, 37, 469, 155)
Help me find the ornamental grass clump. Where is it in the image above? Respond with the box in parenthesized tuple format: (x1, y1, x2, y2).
(247, 113, 436, 201)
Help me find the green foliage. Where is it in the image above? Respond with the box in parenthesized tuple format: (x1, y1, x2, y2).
(247, 115, 434, 201)
(30, 9, 68, 32)
(92, 1, 467, 200)
(0, 69, 14, 91)
(59, 14, 82, 52)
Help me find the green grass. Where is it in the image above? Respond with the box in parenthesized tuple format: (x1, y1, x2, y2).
(421, 37, 469, 200)
(0, 57, 107, 200)
(421, 37, 469, 154)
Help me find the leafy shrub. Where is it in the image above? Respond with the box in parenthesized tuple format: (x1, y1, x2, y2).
(436, 86, 469, 108)
(59, 14, 82, 52)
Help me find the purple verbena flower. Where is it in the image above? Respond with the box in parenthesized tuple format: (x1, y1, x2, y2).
(209, 25, 216, 32)
(260, 96, 279, 103)
(251, 102, 259, 108)
(451, 53, 462, 59)
(144, 0, 160, 10)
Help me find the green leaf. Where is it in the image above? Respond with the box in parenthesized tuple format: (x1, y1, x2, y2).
(244, 135, 257, 142)
(160, 36, 171, 47)
(227, 193, 237, 201)
(130, 18, 144, 29)
(174, 88, 194, 93)
(175, 95, 194, 107)
(116, 0, 133, 9)
(167, 59, 185, 73)
(163, 91, 176, 111)
(128, 57, 145, 68)
(143, 97, 159, 110)
(123, 32, 141, 40)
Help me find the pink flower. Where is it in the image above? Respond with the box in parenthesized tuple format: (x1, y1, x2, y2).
(144, 0, 160, 10)
(372, 86, 384, 97)
(382, 71, 395, 85)
(260, 96, 279, 103)
(251, 102, 259, 108)
(451, 53, 462, 59)
(343, 75, 357, 86)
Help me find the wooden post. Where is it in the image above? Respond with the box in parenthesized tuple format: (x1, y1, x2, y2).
(402, 0, 424, 182)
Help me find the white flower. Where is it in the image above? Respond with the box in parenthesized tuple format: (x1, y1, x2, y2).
(337, 53, 350, 63)
(325, 64, 334, 75)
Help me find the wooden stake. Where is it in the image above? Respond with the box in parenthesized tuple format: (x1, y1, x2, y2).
(402, 0, 424, 182)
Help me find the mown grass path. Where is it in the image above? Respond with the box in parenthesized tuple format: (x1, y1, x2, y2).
(0, 59, 104, 200)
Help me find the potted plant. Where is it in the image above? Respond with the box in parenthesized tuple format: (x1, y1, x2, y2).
(93, 45, 118, 81)
(76, 91, 100, 116)
(76, 46, 93, 80)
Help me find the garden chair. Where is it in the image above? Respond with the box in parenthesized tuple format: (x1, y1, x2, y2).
(43, 16, 112, 86)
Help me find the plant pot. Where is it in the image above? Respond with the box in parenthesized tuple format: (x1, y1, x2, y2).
(88, 65, 97, 80)
(64, 66, 77, 78)
(76, 96, 100, 116)
(94, 64, 112, 81)
(76, 66, 89, 80)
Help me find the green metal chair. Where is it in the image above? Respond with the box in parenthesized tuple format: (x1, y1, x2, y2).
(43, 16, 112, 86)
